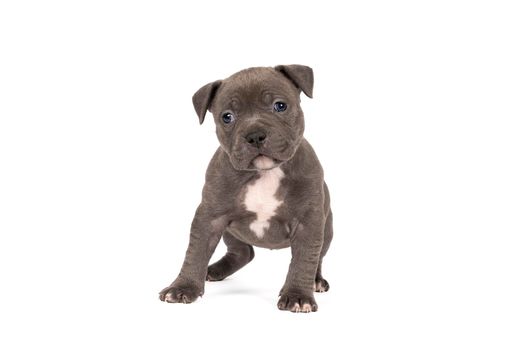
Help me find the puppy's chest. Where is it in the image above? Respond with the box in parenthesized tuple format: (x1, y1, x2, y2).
(241, 167, 285, 239)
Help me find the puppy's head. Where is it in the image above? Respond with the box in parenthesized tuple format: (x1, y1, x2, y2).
(192, 65, 313, 171)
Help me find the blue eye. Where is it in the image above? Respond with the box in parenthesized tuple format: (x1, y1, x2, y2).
(222, 113, 234, 124)
(273, 102, 287, 112)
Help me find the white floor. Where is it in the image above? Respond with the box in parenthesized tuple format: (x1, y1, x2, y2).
(2, 226, 523, 349)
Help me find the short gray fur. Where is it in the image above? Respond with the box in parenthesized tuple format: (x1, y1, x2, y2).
(159, 65, 333, 313)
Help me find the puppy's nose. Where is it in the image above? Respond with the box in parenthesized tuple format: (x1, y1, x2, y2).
(245, 131, 267, 148)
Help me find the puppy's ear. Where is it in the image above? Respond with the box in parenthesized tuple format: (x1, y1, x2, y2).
(275, 65, 314, 98)
(192, 80, 222, 124)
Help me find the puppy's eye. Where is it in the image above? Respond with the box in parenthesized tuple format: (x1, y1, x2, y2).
(273, 102, 287, 112)
(222, 113, 234, 124)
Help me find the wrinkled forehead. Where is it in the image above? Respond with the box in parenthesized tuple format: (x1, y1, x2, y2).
(212, 68, 298, 111)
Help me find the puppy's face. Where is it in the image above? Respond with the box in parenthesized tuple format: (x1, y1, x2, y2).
(193, 65, 313, 171)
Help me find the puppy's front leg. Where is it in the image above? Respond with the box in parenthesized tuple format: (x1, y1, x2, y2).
(278, 214, 325, 313)
(159, 205, 226, 304)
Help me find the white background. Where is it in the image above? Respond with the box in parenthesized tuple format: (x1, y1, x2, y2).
(1, 1, 524, 349)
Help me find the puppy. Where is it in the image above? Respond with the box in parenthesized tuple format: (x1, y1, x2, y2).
(159, 65, 333, 312)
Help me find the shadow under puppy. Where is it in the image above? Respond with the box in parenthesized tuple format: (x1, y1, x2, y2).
(159, 65, 333, 313)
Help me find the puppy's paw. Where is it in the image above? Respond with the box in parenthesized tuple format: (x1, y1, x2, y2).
(277, 291, 318, 313)
(315, 278, 330, 293)
(206, 264, 226, 282)
(159, 281, 202, 304)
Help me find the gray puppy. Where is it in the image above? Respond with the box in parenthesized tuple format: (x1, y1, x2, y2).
(159, 65, 333, 313)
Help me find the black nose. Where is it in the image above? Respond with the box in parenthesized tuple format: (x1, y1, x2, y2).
(245, 131, 267, 148)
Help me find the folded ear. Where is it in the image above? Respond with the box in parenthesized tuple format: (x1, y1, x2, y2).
(274, 64, 314, 98)
(192, 80, 222, 124)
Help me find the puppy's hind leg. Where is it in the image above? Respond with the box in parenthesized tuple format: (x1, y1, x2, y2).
(206, 232, 254, 281)
(316, 208, 333, 293)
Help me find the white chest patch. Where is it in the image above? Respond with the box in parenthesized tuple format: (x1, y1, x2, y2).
(243, 166, 284, 238)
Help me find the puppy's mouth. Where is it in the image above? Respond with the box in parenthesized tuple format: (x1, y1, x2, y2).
(251, 155, 282, 171)
(229, 139, 296, 171)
